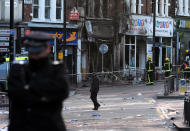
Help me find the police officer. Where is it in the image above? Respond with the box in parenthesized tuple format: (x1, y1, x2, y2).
(146, 56, 155, 85)
(90, 73, 100, 110)
(163, 57, 172, 77)
(0, 53, 5, 64)
(8, 32, 69, 131)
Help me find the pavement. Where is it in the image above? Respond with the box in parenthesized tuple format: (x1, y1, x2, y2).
(63, 82, 183, 131)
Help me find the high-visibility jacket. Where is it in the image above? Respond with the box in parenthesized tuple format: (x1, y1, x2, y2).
(146, 61, 154, 73)
(164, 62, 172, 73)
(185, 64, 190, 70)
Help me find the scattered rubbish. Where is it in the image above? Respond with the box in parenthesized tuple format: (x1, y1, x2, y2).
(137, 93, 142, 96)
(151, 99, 156, 104)
(168, 125, 176, 129)
(124, 97, 134, 100)
(83, 121, 88, 126)
(121, 107, 127, 111)
(126, 116, 134, 119)
(63, 107, 71, 111)
(166, 108, 179, 115)
(148, 114, 153, 117)
(92, 114, 101, 118)
(170, 117, 176, 121)
(136, 114, 144, 117)
(71, 120, 78, 123)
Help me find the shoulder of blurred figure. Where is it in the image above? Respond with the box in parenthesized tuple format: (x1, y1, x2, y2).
(10, 60, 28, 72)
(50, 60, 67, 73)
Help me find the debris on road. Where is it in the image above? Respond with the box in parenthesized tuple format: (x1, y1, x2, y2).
(71, 120, 78, 123)
(92, 114, 101, 118)
(83, 121, 88, 126)
(136, 114, 144, 117)
(137, 93, 142, 96)
(123, 97, 134, 101)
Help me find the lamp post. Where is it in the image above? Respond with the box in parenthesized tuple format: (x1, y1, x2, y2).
(63, 0, 68, 70)
(10, 0, 14, 65)
(153, 0, 156, 65)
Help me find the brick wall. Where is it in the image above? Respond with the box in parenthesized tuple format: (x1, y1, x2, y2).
(23, 4, 32, 22)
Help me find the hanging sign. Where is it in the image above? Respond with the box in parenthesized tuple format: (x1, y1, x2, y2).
(69, 7, 79, 20)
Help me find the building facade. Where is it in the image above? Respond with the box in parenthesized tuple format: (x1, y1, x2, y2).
(175, 0, 190, 63)
(120, 0, 174, 78)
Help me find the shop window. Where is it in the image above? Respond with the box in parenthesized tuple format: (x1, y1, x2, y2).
(45, 0, 51, 19)
(56, 0, 62, 19)
(33, 0, 39, 18)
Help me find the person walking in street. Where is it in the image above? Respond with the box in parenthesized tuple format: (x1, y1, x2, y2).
(8, 32, 69, 131)
(90, 73, 100, 110)
(163, 57, 172, 77)
(146, 56, 155, 85)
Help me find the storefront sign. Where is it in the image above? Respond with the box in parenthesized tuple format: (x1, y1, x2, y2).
(0, 48, 9, 52)
(126, 15, 173, 37)
(179, 20, 190, 29)
(24, 0, 32, 4)
(0, 30, 10, 36)
(69, 8, 79, 20)
(58, 52, 63, 60)
(0, 42, 9, 46)
(5, 2, 17, 7)
(0, 37, 9, 41)
(45, 31, 78, 46)
(147, 44, 153, 59)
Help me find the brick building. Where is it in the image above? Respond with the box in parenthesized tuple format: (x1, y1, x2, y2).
(119, 0, 174, 78)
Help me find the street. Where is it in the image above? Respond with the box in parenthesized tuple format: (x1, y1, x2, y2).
(63, 82, 183, 131)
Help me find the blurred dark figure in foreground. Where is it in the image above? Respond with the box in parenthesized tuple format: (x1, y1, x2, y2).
(0, 53, 5, 64)
(8, 32, 69, 131)
(90, 73, 100, 110)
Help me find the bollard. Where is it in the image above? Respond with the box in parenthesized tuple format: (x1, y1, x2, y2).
(169, 76, 175, 93)
(164, 77, 169, 96)
(184, 92, 190, 126)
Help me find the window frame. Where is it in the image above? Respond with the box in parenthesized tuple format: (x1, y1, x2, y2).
(45, 0, 51, 19)
(56, 0, 62, 20)
(33, 0, 39, 19)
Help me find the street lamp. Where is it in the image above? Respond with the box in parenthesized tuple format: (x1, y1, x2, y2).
(153, 0, 156, 65)
(9, 0, 14, 64)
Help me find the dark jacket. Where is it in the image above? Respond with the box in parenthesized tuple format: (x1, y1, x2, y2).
(90, 75, 99, 93)
(8, 60, 69, 131)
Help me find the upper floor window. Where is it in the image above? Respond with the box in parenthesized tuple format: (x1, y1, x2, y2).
(33, 0, 39, 18)
(45, 0, 51, 19)
(56, 0, 62, 19)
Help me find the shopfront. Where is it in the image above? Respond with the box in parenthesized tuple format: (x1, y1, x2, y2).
(122, 15, 174, 72)
(176, 18, 190, 63)
(24, 22, 79, 77)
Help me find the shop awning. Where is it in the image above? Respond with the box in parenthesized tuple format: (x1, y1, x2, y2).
(85, 20, 114, 41)
(27, 22, 79, 29)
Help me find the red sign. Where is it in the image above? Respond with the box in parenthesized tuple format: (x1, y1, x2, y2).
(69, 11, 79, 20)
(0, 48, 9, 52)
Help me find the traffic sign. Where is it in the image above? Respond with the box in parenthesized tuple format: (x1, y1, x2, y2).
(0, 42, 9, 46)
(0, 48, 9, 52)
(0, 37, 9, 41)
(58, 52, 63, 60)
(10, 29, 15, 35)
(99, 44, 109, 54)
